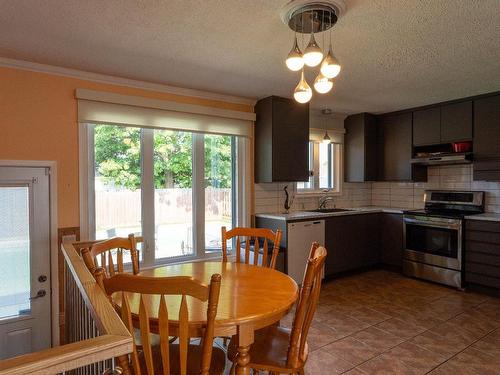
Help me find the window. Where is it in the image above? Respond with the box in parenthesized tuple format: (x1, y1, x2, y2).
(297, 141, 342, 193)
(88, 124, 241, 266)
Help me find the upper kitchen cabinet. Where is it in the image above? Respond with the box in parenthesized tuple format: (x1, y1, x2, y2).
(377, 113, 413, 181)
(254, 96, 309, 183)
(413, 107, 441, 145)
(344, 113, 378, 182)
(412, 101, 472, 146)
(473, 94, 500, 181)
(440, 101, 473, 143)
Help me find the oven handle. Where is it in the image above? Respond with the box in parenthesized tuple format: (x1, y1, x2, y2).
(403, 217, 461, 230)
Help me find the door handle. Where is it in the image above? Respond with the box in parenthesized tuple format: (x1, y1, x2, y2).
(29, 290, 46, 300)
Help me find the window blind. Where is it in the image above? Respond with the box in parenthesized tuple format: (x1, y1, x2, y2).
(76, 89, 255, 138)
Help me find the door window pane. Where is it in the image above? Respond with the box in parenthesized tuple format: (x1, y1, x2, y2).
(94, 125, 142, 242)
(204, 135, 234, 251)
(0, 186, 30, 319)
(154, 130, 194, 259)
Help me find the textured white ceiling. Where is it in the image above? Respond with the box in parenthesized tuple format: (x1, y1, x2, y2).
(1, 0, 499, 113)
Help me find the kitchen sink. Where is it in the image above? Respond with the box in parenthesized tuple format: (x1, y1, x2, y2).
(306, 208, 353, 213)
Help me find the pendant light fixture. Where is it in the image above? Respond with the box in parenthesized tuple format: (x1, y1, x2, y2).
(281, 1, 345, 103)
(314, 72, 333, 93)
(303, 33, 323, 67)
(285, 36, 304, 71)
(320, 17, 341, 78)
(294, 69, 312, 104)
(322, 130, 332, 144)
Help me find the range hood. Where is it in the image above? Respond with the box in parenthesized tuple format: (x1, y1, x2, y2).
(410, 153, 473, 166)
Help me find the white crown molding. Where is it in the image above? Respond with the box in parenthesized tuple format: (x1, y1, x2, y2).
(0, 57, 257, 106)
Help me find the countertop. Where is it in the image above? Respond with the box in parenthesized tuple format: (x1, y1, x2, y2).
(255, 206, 405, 221)
(465, 213, 500, 222)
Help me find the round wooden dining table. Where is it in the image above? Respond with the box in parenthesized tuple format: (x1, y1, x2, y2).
(114, 261, 298, 375)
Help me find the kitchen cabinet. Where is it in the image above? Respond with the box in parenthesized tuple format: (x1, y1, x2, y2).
(440, 101, 473, 143)
(412, 101, 472, 146)
(377, 113, 413, 181)
(473, 94, 500, 181)
(344, 113, 378, 182)
(324, 213, 380, 276)
(254, 96, 309, 182)
(465, 219, 500, 290)
(413, 107, 441, 146)
(380, 213, 403, 268)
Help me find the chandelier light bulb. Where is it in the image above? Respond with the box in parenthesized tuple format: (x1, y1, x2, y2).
(285, 36, 304, 71)
(303, 33, 323, 67)
(320, 45, 341, 78)
(294, 70, 312, 104)
(314, 72, 333, 94)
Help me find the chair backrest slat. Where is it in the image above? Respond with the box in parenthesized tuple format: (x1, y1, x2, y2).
(117, 249, 124, 273)
(82, 234, 140, 277)
(102, 272, 222, 375)
(121, 292, 141, 375)
(221, 227, 282, 269)
(158, 296, 170, 375)
(139, 295, 154, 375)
(286, 242, 327, 368)
(179, 295, 189, 375)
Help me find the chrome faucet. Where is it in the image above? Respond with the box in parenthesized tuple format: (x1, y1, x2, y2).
(318, 195, 335, 209)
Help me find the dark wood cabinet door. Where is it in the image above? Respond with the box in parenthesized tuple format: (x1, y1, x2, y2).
(344, 113, 378, 182)
(254, 96, 309, 182)
(378, 113, 412, 181)
(272, 98, 309, 181)
(344, 114, 365, 182)
(440, 101, 473, 143)
(324, 214, 380, 276)
(380, 213, 403, 267)
(325, 217, 352, 275)
(465, 219, 500, 290)
(413, 107, 441, 146)
(474, 95, 500, 160)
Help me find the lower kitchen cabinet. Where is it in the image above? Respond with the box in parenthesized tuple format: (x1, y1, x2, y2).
(465, 220, 500, 290)
(325, 213, 381, 276)
(380, 213, 403, 267)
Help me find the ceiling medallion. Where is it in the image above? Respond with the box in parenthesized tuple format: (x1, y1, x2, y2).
(281, 0, 346, 104)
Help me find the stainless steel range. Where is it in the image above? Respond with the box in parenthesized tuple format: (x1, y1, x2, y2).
(403, 190, 485, 288)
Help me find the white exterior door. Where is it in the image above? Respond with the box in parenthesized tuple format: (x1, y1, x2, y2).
(0, 167, 51, 359)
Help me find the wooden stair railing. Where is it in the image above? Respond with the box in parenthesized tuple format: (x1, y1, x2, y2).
(0, 240, 133, 375)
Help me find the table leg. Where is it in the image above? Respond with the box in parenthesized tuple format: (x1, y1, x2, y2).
(235, 324, 254, 375)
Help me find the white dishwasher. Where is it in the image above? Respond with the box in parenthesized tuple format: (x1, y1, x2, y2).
(287, 220, 325, 284)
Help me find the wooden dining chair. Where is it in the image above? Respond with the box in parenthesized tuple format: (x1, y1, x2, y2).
(81, 234, 140, 276)
(221, 226, 283, 269)
(99, 271, 225, 375)
(227, 242, 327, 375)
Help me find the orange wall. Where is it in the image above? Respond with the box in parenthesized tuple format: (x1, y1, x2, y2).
(0, 66, 253, 228)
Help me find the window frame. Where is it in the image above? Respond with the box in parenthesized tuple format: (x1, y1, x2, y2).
(296, 141, 343, 196)
(79, 123, 249, 268)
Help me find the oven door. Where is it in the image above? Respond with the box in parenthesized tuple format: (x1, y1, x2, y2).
(403, 215, 462, 270)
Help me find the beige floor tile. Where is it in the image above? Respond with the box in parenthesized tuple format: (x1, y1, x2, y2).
(351, 326, 406, 352)
(387, 341, 448, 372)
(447, 310, 500, 337)
(409, 330, 469, 357)
(355, 353, 423, 375)
(430, 348, 500, 375)
(471, 328, 500, 357)
(323, 312, 372, 337)
(304, 348, 355, 375)
(347, 307, 392, 325)
(322, 336, 381, 366)
(375, 317, 427, 339)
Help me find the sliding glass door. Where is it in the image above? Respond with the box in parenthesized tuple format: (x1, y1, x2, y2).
(89, 124, 238, 266)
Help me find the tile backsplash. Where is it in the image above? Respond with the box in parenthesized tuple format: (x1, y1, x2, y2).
(254, 164, 500, 215)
